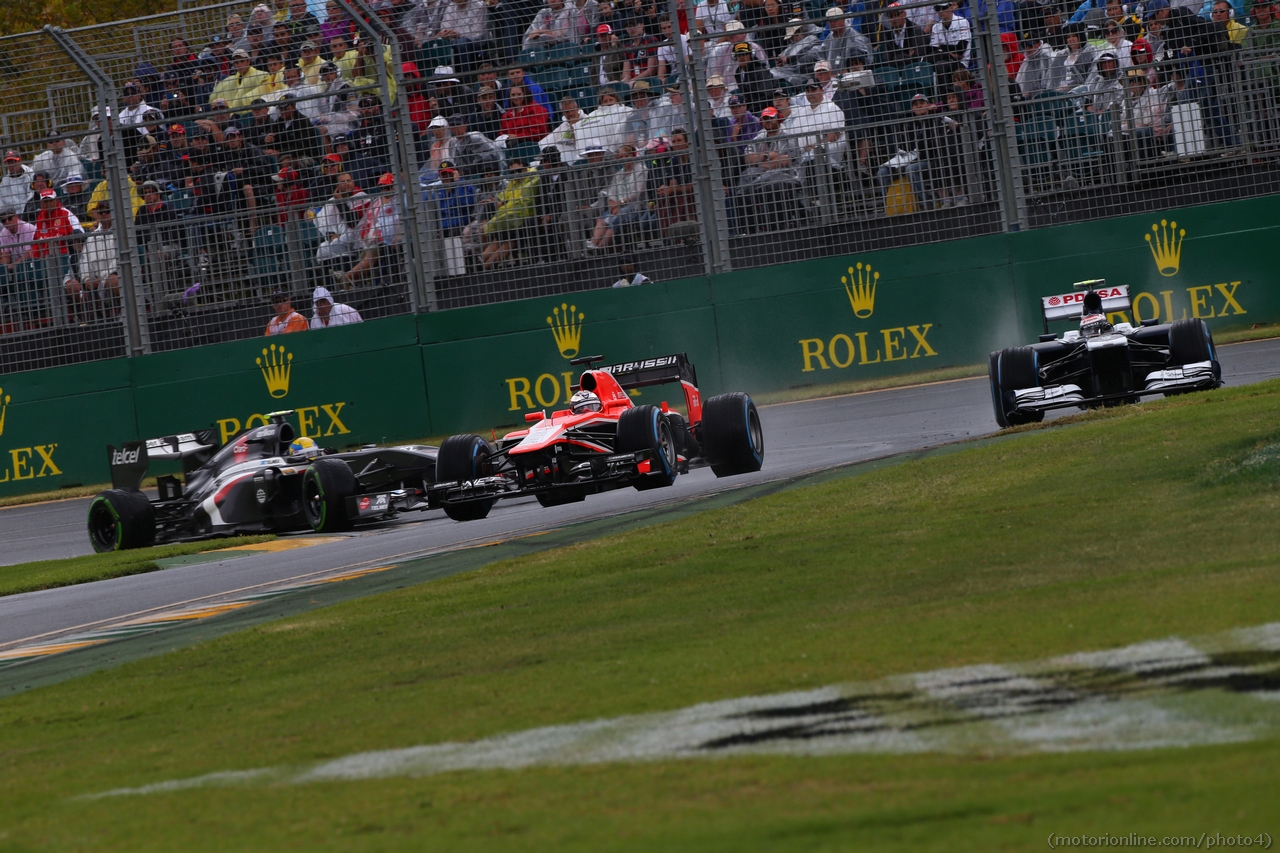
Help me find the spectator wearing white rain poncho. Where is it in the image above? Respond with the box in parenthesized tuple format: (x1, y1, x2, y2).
(574, 87, 633, 153)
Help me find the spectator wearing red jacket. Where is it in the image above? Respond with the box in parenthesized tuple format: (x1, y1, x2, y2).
(500, 84, 550, 165)
(274, 167, 311, 224)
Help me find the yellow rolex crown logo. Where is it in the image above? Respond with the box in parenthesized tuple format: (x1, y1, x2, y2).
(547, 302, 584, 359)
(257, 344, 293, 399)
(0, 388, 9, 437)
(1145, 219, 1185, 277)
(842, 262, 879, 319)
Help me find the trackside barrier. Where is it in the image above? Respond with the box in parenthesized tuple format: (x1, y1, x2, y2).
(0, 195, 1276, 497)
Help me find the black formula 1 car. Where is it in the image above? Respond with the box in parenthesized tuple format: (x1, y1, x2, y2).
(988, 279, 1222, 427)
(87, 412, 438, 552)
(426, 353, 764, 521)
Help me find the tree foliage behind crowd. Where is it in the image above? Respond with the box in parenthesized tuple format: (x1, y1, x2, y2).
(1, 0, 173, 36)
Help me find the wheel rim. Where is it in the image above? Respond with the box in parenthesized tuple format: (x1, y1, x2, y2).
(88, 501, 119, 551)
(747, 406, 763, 459)
(658, 419, 676, 473)
(303, 474, 325, 526)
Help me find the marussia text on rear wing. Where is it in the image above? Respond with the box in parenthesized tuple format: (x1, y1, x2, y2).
(598, 353, 698, 391)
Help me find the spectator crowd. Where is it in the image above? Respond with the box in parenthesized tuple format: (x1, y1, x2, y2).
(0, 0, 1277, 334)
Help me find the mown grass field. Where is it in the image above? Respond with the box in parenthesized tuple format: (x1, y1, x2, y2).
(0, 535, 276, 598)
(1, 381, 1280, 850)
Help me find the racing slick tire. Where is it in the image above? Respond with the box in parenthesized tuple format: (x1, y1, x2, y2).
(87, 489, 156, 553)
(437, 434, 496, 521)
(302, 457, 358, 532)
(1168, 318, 1214, 366)
(990, 346, 1045, 428)
(617, 405, 678, 490)
(701, 392, 765, 478)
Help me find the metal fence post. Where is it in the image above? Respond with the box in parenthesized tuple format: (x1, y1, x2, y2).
(666, 0, 732, 275)
(46, 26, 151, 355)
(975, 5, 1027, 232)
(338, 0, 437, 313)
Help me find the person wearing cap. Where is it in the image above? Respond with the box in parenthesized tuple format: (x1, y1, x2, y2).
(623, 80, 656, 147)
(788, 77, 847, 163)
(430, 67, 476, 121)
(160, 70, 195, 123)
(620, 15, 660, 83)
(821, 7, 874, 73)
(328, 34, 358, 80)
(118, 80, 155, 132)
(1084, 50, 1124, 111)
(654, 128, 696, 234)
(420, 115, 457, 184)
(0, 152, 34, 219)
(424, 160, 477, 240)
(211, 49, 267, 111)
(646, 78, 685, 141)
(134, 179, 186, 309)
(1118, 65, 1169, 156)
(874, 2, 928, 67)
(727, 43, 771, 114)
(694, 0, 735, 35)
(265, 290, 308, 335)
(449, 113, 505, 179)
(612, 254, 653, 287)
(773, 19, 822, 86)
(737, 104, 802, 232)
(59, 174, 92, 222)
(0, 210, 39, 327)
(524, 0, 575, 49)
(32, 188, 84, 314)
(22, 173, 55, 224)
(1102, 17, 1135, 66)
(591, 23, 629, 87)
(705, 19, 767, 89)
(576, 86, 635, 152)
(273, 167, 311, 225)
(309, 285, 362, 329)
(473, 84, 505, 139)
(314, 152, 344, 200)
(329, 172, 401, 288)
(726, 95, 762, 172)
(297, 39, 325, 85)
(792, 59, 836, 104)
(540, 96, 585, 162)
(315, 63, 359, 138)
(929, 3, 972, 84)
(703, 75, 733, 118)
(876, 93, 939, 210)
(265, 95, 324, 162)
(430, 0, 490, 73)
(64, 201, 120, 324)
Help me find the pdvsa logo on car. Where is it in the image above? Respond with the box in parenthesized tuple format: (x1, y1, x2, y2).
(0, 389, 62, 485)
(798, 262, 939, 374)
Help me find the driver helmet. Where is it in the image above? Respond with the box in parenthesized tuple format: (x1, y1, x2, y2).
(1080, 312, 1113, 337)
(289, 436, 322, 458)
(569, 389, 603, 414)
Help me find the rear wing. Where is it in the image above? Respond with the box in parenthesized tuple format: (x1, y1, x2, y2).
(598, 353, 698, 391)
(1041, 284, 1132, 332)
(107, 429, 218, 492)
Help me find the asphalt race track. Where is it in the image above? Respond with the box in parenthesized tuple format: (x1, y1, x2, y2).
(2, 338, 1278, 650)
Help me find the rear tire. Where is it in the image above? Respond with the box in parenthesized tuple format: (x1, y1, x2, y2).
(617, 405, 677, 490)
(701, 392, 764, 477)
(991, 346, 1045, 427)
(437, 434, 495, 521)
(87, 489, 155, 553)
(302, 457, 358, 532)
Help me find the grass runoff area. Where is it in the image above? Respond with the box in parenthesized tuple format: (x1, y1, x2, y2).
(0, 536, 275, 598)
(1, 382, 1280, 850)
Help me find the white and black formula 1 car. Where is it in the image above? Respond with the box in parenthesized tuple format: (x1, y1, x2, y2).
(426, 352, 764, 521)
(989, 279, 1222, 427)
(87, 413, 438, 552)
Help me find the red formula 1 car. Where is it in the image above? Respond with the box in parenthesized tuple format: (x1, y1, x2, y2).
(426, 353, 764, 521)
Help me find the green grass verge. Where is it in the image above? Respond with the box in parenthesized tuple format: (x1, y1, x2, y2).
(0, 536, 276, 598)
(1215, 322, 1280, 345)
(1, 383, 1280, 849)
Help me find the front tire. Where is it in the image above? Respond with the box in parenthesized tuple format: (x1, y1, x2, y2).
(1168, 318, 1214, 365)
(437, 434, 495, 521)
(990, 346, 1045, 428)
(701, 392, 764, 477)
(302, 457, 358, 532)
(87, 489, 156, 553)
(617, 405, 677, 490)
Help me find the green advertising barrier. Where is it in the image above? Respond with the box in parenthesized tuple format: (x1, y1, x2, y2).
(0, 359, 135, 496)
(418, 279, 720, 435)
(0, 195, 1276, 498)
(130, 314, 432, 448)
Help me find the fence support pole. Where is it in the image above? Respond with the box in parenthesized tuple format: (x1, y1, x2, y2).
(46, 26, 151, 355)
(338, 0, 438, 313)
(975, 6, 1027, 233)
(666, 2, 733, 275)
